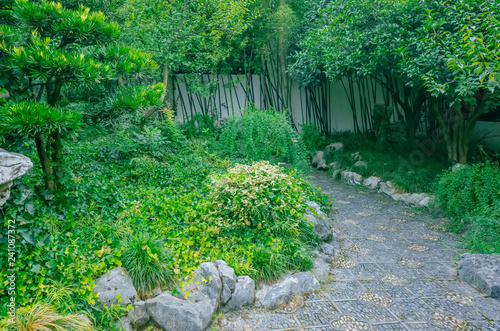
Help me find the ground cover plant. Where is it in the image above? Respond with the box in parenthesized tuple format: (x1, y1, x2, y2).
(0, 109, 328, 328)
(435, 162, 500, 253)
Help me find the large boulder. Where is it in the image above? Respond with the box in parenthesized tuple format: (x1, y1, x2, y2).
(378, 181, 396, 196)
(0, 149, 33, 206)
(326, 142, 344, 153)
(321, 243, 335, 256)
(116, 301, 150, 331)
(93, 268, 139, 307)
(221, 276, 255, 313)
(175, 262, 222, 305)
(304, 201, 332, 242)
(363, 176, 381, 190)
(312, 151, 328, 170)
(341, 171, 363, 185)
(145, 292, 215, 331)
(458, 254, 500, 299)
(214, 260, 237, 292)
(256, 272, 320, 309)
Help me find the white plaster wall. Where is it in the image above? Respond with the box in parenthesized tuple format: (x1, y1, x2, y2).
(472, 121, 500, 152)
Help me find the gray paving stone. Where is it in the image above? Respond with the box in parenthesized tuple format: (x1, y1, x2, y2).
(370, 323, 408, 330)
(295, 301, 341, 326)
(405, 280, 447, 298)
(358, 281, 414, 299)
(333, 300, 398, 323)
(422, 297, 486, 321)
(308, 280, 365, 301)
(419, 262, 457, 280)
(387, 298, 434, 322)
(377, 263, 431, 280)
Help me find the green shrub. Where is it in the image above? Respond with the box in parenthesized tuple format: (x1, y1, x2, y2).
(300, 124, 325, 151)
(464, 205, 500, 254)
(180, 114, 218, 138)
(219, 107, 307, 167)
(435, 162, 500, 253)
(204, 161, 321, 281)
(121, 235, 173, 297)
(435, 162, 500, 222)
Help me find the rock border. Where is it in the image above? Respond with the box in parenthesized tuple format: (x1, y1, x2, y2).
(311, 143, 434, 208)
(93, 200, 337, 331)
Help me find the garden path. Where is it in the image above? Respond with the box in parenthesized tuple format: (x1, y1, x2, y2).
(217, 171, 500, 331)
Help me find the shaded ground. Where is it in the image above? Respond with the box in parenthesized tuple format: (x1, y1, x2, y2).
(216, 171, 500, 331)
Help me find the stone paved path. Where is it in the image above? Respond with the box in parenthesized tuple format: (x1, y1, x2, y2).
(217, 172, 500, 331)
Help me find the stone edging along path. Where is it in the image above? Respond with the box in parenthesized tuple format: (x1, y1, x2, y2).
(216, 171, 500, 331)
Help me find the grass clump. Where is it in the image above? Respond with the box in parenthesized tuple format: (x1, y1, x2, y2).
(435, 161, 500, 253)
(121, 235, 173, 297)
(0, 302, 94, 331)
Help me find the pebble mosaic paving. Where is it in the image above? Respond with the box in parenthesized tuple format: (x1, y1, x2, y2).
(217, 172, 500, 331)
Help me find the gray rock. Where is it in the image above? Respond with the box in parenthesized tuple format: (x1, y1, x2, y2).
(175, 262, 222, 305)
(321, 243, 335, 256)
(303, 212, 332, 242)
(0, 181, 13, 206)
(315, 252, 332, 264)
(215, 260, 237, 292)
(116, 301, 150, 330)
(363, 176, 381, 190)
(129, 301, 150, 328)
(221, 284, 232, 304)
(0, 149, 33, 206)
(458, 254, 500, 299)
(391, 193, 404, 201)
(341, 171, 363, 185)
(400, 193, 428, 206)
(306, 201, 323, 215)
(378, 181, 396, 196)
(312, 151, 328, 170)
(256, 272, 320, 309)
(221, 276, 255, 313)
(0, 149, 33, 185)
(418, 195, 433, 208)
(452, 163, 469, 173)
(328, 161, 341, 170)
(93, 268, 138, 307)
(313, 259, 330, 283)
(354, 160, 368, 169)
(331, 229, 340, 249)
(351, 152, 362, 161)
(145, 292, 215, 331)
(326, 142, 344, 153)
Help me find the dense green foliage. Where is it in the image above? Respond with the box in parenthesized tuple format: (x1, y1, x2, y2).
(435, 162, 500, 253)
(220, 108, 308, 168)
(292, 0, 500, 163)
(0, 114, 328, 328)
(1, 0, 499, 328)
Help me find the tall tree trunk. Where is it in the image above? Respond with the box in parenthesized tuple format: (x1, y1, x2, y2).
(35, 134, 55, 194)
